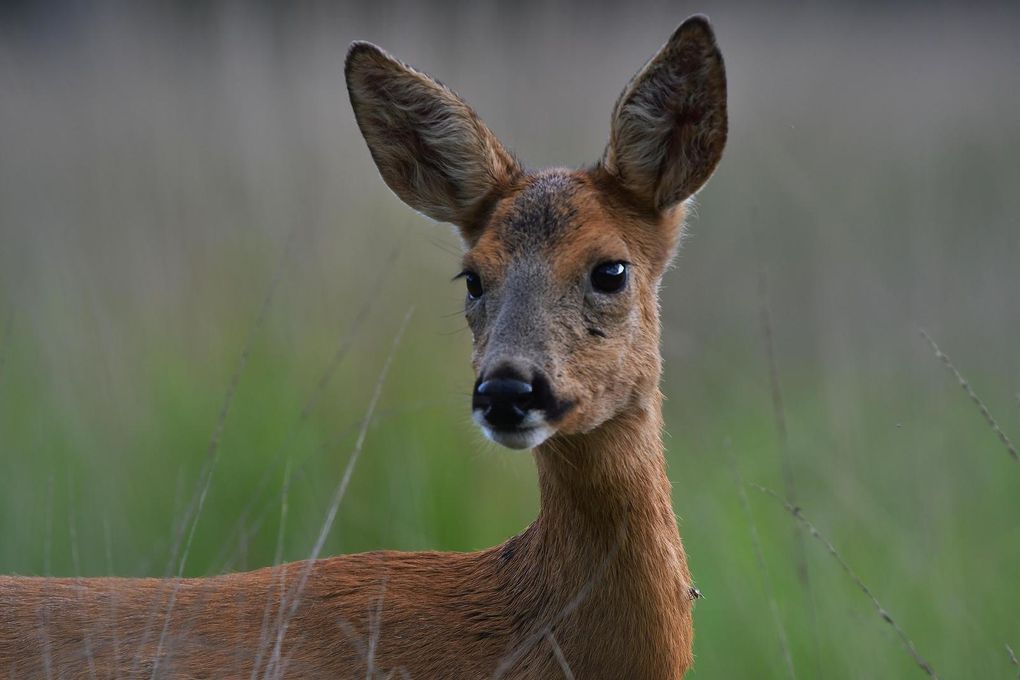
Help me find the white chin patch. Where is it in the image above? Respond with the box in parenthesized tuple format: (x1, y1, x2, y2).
(473, 411, 555, 450)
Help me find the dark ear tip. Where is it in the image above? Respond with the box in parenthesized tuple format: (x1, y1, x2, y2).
(345, 41, 386, 78)
(676, 14, 717, 43)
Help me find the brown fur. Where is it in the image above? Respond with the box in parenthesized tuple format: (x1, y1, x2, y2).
(0, 15, 727, 679)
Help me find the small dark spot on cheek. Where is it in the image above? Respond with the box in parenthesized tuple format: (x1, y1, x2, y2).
(587, 327, 607, 338)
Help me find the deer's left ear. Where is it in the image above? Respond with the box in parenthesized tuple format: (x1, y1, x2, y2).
(602, 15, 728, 213)
(346, 42, 523, 243)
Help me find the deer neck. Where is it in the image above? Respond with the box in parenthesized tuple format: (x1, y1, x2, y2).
(498, 388, 693, 673)
(521, 385, 691, 604)
(530, 389, 682, 565)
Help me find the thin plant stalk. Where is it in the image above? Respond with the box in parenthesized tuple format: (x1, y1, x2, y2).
(754, 484, 939, 679)
(729, 448, 796, 679)
(262, 308, 414, 679)
(919, 328, 1018, 464)
(758, 269, 821, 671)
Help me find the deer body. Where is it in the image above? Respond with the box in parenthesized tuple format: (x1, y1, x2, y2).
(1, 15, 726, 679)
(1, 403, 690, 678)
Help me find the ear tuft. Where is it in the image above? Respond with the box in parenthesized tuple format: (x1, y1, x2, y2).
(345, 42, 522, 241)
(603, 15, 728, 213)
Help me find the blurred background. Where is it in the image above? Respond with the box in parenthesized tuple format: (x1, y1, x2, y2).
(1, 1, 1018, 677)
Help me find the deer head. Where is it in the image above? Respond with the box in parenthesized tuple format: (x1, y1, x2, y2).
(346, 16, 727, 450)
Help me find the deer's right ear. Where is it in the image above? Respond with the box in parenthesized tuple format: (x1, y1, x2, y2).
(345, 42, 522, 243)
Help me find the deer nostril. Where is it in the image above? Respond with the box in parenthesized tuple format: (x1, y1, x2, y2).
(476, 379, 533, 408)
(474, 378, 534, 429)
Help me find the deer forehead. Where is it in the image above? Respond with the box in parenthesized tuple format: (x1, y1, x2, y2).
(467, 170, 635, 284)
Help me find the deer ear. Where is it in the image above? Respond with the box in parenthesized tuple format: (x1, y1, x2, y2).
(345, 42, 522, 241)
(602, 16, 727, 213)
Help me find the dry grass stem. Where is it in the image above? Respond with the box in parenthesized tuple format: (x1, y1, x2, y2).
(250, 462, 294, 680)
(143, 231, 295, 678)
(753, 484, 939, 679)
(545, 631, 576, 680)
(730, 451, 796, 679)
(208, 243, 400, 574)
(919, 328, 1018, 464)
(757, 270, 820, 671)
(264, 307, 414, 679)
(174, 230, 297, 578)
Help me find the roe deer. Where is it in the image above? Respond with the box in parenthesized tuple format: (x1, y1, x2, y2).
(0, 14, 727, 679)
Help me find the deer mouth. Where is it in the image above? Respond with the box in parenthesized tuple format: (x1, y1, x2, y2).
(471, 407, 558, 454)
(475, 415, 556, 450)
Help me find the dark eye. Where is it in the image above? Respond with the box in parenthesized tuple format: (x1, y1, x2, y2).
(591, 261, 628, 294)
(464, 271, 484, 300)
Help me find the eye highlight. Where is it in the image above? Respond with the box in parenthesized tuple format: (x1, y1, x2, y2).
(591, 261, 628, 294)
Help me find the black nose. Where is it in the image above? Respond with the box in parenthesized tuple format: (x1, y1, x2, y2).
(473, 376, 534, 430)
